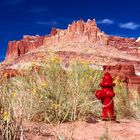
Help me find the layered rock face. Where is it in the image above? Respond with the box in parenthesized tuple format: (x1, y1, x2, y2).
(3, 19, 140, 93)
(6, 20, 140, 60)
(103, 65, 140, 94)
(103, 65, 135, 77)
(5, 19, 140, 61)
(107, 36, 140, 56)
(6, 35, 45, 60)
(43, 19, 107, 46)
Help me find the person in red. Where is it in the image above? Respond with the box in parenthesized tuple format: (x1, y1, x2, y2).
(95, 72, 116, 121)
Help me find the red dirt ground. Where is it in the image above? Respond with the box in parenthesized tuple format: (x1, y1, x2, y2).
(23, 119, 140, 140)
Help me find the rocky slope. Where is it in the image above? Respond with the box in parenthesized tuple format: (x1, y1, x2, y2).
(2, 19, 140, 72)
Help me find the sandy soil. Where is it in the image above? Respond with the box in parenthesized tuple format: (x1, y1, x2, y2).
(23, 119, 140, 140)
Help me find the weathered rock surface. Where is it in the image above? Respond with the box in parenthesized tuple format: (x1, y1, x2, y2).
(6, 35, 44, 60)
(5, 19, 140, 61)
(2, 19, 140, 91)
(103, 65, 140, 93)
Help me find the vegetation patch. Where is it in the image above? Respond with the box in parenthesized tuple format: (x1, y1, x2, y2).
(0, 58, 140, 139)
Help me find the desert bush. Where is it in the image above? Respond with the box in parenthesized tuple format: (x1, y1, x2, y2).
(0, 59, 102, 124)
(0, 78, 22, 139)
(114, 79, 140, 119)
(1, 57, 140, 132)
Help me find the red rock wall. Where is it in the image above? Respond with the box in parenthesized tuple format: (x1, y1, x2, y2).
(6, 35, 45, 60)
(43, 19, 108, 45)
(103, 65, 140, 92)
(103, 65, 135, 77)
(5, 19, 140, 61)
(106, 36, 140, 56)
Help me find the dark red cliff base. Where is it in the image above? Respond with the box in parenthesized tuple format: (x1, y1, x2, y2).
(103, 65, 140, 94)
(6, 35, 45, 60)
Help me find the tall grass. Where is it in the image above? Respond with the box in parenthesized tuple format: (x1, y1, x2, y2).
(0, 57, 140, 138)
(114, 79, 140, 119)
(0, 78, 22, 139)
(0, 60, 102, 125)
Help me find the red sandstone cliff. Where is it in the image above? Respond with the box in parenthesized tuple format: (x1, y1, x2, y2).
(6, 35, 45, 60)
(4, 19, 140, 70)
(3, 19, 140, 93)
(5, 19, 140, 62)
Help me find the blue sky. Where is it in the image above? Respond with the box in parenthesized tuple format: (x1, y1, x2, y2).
(0, 0, 140, 61)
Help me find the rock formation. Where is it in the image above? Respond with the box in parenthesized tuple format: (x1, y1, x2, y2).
(6, 35, 44, 60)
(2, 19, 140, 94)
(5, 19, 140, 61)
(103, 65, 140, 94)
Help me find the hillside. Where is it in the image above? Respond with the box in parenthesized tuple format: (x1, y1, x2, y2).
(2, 19, 140, 72)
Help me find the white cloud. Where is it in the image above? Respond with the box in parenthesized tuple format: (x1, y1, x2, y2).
(119, 22, 140, 30)
(97, 18, 114, 25)
(36, 21, 58, 26)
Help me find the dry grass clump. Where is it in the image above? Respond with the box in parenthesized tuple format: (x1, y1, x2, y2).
(0, 59, 102, 125)
(0, 57, 140, 139)
(0, 78, 23, 139)
(114, 78, 140, 120)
